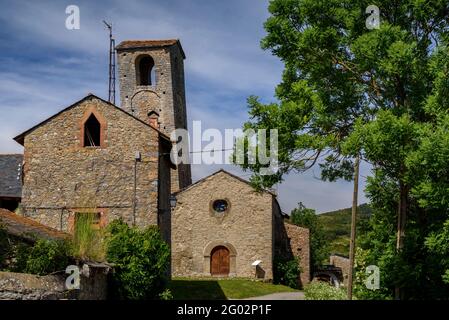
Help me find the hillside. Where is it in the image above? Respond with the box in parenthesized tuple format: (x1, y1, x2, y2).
(317, 204, 372, 257)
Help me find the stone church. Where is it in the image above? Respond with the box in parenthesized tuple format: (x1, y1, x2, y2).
(2, 39, 310, 286)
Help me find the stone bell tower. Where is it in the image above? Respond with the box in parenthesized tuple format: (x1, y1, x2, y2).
(116, 39, 192, 191)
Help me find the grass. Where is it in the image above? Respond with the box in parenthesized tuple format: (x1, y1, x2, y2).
(168, 278, 298, 300)
(72, 212, 106, 262)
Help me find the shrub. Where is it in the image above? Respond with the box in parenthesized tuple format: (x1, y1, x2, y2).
(15, 239, 71, 275)
(274, 257, 301, 289)
(159, 288, 173, 300)
(304, 281, 348, 300)
(72, 213, 106, 262)
(0, 224, 11, 270)
(106, 219, 170, 300)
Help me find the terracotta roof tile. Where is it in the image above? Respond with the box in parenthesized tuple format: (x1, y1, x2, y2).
(0, 208, 70, 242)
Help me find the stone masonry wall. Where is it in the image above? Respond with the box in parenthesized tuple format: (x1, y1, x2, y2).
(171, 171, 274, 280)
(273, 204, 310, 287)
(284, 223, 310, 286)
(330, 254, 350, 286)
(117, 43, 191, 192)
(0, 263, 110, 300)
(21, 96, 162, 231)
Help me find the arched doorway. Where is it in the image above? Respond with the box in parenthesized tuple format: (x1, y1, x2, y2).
(210, 246, 230, 276)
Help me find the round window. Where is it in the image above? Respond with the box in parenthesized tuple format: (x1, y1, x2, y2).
(212, 199, 228, 213)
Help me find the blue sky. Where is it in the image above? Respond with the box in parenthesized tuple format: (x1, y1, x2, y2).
(0, 0, 369, 213)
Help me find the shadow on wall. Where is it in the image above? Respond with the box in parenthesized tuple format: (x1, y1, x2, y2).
(168, 280, 226, 300)
(274, 219, 308, 289)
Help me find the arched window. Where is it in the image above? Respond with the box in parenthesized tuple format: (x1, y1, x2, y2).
(83, 114, 101, 147)
(148, 110, 160, 128)
(137, 55, 155, 86)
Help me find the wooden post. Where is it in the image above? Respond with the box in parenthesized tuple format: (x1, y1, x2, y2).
(347, 155, 360, 300)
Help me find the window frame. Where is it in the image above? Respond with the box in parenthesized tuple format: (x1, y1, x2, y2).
(80, 107, 107, 149)
(68, 208, 108, 233)
(135, 55, 156, 86)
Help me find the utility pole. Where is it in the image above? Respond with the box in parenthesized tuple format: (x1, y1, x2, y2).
(347, 155, 360, 300)
(103, 20, 116, 105)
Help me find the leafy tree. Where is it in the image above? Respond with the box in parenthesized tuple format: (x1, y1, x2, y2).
(237, 0, 449, 299)
(106, 219, 170, 300)
(290, 203, 329, 269)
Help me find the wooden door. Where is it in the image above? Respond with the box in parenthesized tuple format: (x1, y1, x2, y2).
(210, 246, 230, 276)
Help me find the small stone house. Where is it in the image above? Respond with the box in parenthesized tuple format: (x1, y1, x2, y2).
(171, 170, 310, 285)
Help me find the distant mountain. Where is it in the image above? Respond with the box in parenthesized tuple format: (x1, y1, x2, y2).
(317, 204, 372, 257)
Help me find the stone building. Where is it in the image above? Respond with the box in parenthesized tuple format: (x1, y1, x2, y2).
(171, 170, 310, 285)
(14, 94, 173, 231)
(116, 40, 191, 192)
(2, 39, 310, 285)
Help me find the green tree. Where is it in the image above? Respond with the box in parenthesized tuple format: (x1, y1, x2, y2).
(290, 203, 329, 269)
(237, 0, 449, 299)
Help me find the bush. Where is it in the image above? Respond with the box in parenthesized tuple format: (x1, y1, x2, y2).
(274, 257, 301, 289)
(159, 288, 173, 300)
(0, 224, 11, 270)
(304, 281, 348, 300)
(106, 219, 170, 300)
(15, 239, 71, 275)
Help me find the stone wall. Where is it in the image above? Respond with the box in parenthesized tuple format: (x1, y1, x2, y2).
(0, 272, 67, 300)
(0, 263, 110, 300)
(21, 96, 165, 231)
(171, 171, 274, 280)
(284, 223, 310, 286)
(116, 41, 191, 192)
(330, 254, 350, 286)
(273, 206, 310, 287)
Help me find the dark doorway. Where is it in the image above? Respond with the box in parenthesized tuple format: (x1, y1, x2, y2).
(210, 246, 230, 276)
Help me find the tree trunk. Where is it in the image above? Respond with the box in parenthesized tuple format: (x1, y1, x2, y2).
(347, 156, 360, 300)
(395, 180, 408, 299)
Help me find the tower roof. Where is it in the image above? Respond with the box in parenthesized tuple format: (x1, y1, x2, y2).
(116, 39, 185, 59)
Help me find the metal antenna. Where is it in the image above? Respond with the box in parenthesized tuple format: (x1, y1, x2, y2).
(103, 20, 116, 105)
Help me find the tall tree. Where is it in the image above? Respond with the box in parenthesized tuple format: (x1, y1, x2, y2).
(237, 0, 449, 298)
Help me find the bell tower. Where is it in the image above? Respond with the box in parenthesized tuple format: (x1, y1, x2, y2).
(116, 39, 192, 191)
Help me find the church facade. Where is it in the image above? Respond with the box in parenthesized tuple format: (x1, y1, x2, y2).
(6, 39, 310, 285)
